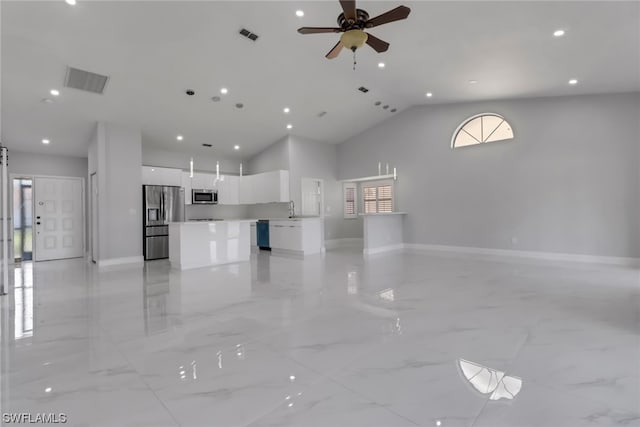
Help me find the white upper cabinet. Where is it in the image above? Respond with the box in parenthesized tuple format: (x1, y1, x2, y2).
(191, 172, 216, 190)
(239, 175, 254, 205)
(217, 175, 239, 205)
(242, 170, 289, 204)
(181, 172, 192, 205)
(142, 166, 183, 187)
(145, 167, 289, 206)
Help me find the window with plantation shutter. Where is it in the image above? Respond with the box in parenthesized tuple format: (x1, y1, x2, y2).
(363, 182, 393, 214)
(343, 183, 357, 219)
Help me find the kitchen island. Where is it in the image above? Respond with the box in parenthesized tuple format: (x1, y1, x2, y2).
(169, 220, 255, 270)
(360, 212, 407, 255)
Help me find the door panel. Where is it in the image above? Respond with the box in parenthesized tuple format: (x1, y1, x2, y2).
(34, 177, 84, 261)
(145, 236, 168, 260)
(163, 187, 184, 223)
(144, 185, 163, 226)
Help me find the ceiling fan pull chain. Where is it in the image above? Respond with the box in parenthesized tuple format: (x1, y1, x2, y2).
(353, 49, 357, 70)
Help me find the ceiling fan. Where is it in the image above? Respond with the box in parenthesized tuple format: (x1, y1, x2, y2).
(297, 0, 411, 67)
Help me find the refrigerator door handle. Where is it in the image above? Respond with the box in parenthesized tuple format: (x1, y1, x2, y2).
(161, 193, 165, 223)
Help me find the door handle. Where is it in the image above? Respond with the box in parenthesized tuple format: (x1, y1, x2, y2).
(36, 222, 41, 225)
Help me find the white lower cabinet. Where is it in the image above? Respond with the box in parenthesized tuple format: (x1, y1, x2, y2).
(250, 223, 257, 247)
(269, 218, 322, 256)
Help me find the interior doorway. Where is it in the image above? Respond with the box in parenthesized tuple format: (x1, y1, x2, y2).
(13, 177, 33, 262)
(301, 178, 324, 216)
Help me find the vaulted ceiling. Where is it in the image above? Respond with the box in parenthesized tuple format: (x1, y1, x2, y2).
(2, 1, 639, 158)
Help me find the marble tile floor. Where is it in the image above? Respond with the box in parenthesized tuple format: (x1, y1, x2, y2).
(0, 248, 638, 427)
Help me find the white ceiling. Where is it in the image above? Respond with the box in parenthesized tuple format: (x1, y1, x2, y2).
(2, 1, 639, 159)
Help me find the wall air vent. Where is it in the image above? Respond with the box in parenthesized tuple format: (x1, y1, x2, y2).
(202, 143, 213, 148)
(64, 66, 109, 94)
(358, 86, 369, 93)
(239, 28, 259, 42)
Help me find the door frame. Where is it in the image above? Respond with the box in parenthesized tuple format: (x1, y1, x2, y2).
(300, 177, 325, 217)
(90, 172, 98, 263)
(11, 174, 86, 262)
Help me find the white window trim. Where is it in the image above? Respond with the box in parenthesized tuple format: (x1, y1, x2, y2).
(451, 112, 514, 149)
(343, 182, 357, 219)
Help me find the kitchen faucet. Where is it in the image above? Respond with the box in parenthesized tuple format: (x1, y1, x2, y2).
(288, 200, 295, 218)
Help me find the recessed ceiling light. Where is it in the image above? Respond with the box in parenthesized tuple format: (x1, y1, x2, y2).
(42, 139, 50, 144)
(469, 80, 478, 84)
(553, 29, 565, 37)
(234, 145, 240, 150)
(286, 124, 293, 129)
(50, 89, 60, 96)
(283, 107, 290, 113)
(296, 10, 304, 17)
(220, 88, 228, 94)
(45, 387, 52, 393)
(65, 0, 76, 5)
(176, 135, 183, 141)
(378, 62, 385, 68)
(568, 79, 578, 85)
(425, 92, 433, 98)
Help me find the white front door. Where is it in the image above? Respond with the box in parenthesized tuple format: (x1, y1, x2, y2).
(34, 177, 84, 261)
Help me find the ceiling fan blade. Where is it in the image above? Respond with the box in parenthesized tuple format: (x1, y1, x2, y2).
(365, 5, 411, 28)
(365, 33, 389, 53)
(339, 0, 357, 21)
(326, 41, 344, 59)
(298, 27, 342, 35)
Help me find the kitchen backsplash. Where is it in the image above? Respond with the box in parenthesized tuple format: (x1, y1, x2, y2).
(247, 203, 290, 219)
(185, 202, 290, 220)
(185, 204, 249, 220)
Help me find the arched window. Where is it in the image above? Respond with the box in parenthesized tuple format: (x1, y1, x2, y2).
(451, 113, 514, 149)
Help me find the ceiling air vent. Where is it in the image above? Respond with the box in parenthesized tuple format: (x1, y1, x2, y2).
(202, 143, 213, 148)
(64, 66, 109, 94)
(358, 86, 369, 93)
(239, 28, 259, 42)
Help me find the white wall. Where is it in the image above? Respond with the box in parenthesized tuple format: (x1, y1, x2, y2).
(89, 122, 143, 264)
(9, 150, 90, 251)
(337, 92, 640, 258)
(288, 136, 343, 241)
(142, 146, 241, 174)
(247, 136, 289, 175)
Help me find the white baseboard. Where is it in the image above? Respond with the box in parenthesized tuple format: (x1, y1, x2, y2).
(403, 243, 640, 267)
(364, 243, 405, 256)
(325, 238, 363, 250)
(98, 256, 144, 268)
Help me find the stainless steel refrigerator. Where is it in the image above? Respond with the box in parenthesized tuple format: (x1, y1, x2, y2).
(143, 185, 184, 260)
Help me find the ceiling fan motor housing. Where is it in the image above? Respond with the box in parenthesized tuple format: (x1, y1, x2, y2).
(337, 9, 370, 29)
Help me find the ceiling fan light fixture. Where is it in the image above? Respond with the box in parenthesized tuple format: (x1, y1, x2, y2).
(340, 29, 368, 50)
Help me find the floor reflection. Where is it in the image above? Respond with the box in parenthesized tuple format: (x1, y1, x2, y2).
(458, 358, 522, 400)
(14, 262, 33, 340)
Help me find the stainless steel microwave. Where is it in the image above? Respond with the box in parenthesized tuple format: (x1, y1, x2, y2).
(192, 189, 218, 204)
